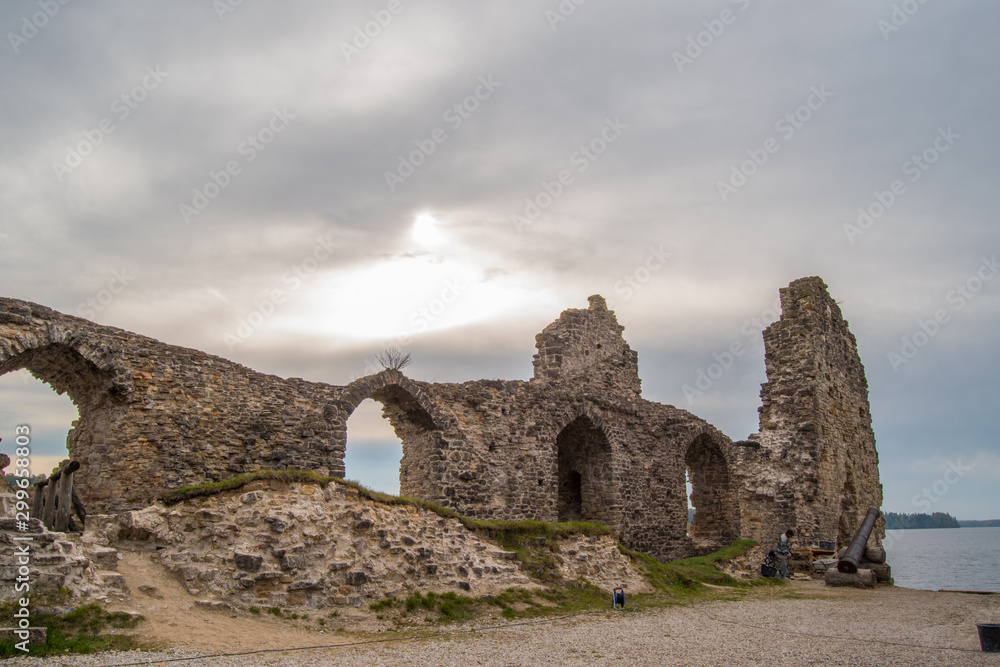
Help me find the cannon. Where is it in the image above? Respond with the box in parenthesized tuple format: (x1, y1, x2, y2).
(837, 507, 881, 574)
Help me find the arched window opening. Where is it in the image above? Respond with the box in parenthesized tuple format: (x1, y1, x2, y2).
(0, 369, 78, 480)
(556, 415, 615, 525)
(344, 398, 403, 495)
(684, 434, 737, 549)
(342, 382, 440, 500)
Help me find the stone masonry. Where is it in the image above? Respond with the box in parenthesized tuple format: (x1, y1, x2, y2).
(77, 478, 650, 609)
(0, 277, 883, 561)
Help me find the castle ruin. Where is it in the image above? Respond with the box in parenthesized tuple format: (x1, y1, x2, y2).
(0, 276, 883, 560)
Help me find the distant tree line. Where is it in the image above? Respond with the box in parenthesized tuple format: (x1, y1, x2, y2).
(958, 519, 1000, 528)
(4, 473, 46, 488)
(884, 511, 960, 529)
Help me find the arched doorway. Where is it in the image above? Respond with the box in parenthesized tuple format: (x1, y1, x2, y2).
(684, 434, 737, 549)
(342, 376, 441, 499)
(0, 343, 127, 502)
(344, 398, 404, 495)
(556, 415, 615, 525)
(0, 369, 77, 479)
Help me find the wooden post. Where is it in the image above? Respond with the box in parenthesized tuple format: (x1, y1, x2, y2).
(42, 473, 59, 529)
(71, 489, 87, 529)
(31, 480, 47, 520)
(54, 468, 74, 532)
(34, 461, 83, 531)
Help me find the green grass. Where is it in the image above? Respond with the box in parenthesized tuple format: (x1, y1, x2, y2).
(369, 597, 395, 612)
(0, 602, 147, 657)
(666, 540, 769, 587)
(405, 591, 438, 612)
(617, 539, 775, 603)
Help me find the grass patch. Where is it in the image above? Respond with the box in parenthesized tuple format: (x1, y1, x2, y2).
(0, 602, 147, 657)
(617, 539, 774, 603)
(666, 540, 766, 587)
(162, 469, 331, 504)
(369, 597, 395, 612)
(405, 591, 437, 613)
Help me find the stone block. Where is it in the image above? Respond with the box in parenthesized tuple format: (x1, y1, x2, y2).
(88, 546, 120, 571)
(345, 571, 368, 586)
(234, 552, 262, 572)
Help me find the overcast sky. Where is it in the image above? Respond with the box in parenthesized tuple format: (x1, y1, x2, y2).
(1, 1, 997, 520)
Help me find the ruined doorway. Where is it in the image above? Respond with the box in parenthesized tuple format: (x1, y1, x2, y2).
(344, 398, 404, 495)
(684, 434, 737, 549)
(556, 415, 615, 524)
(0, 343, 126, 501)
(0, 369, 77, 479)
(343, 381, 440, 499)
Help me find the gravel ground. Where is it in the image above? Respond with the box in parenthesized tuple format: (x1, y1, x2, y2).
(8, 583, 999, 666)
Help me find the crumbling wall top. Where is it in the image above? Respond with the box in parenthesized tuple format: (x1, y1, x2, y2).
(531, 295, 640, 396)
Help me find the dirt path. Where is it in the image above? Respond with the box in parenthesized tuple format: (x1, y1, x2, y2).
(111, 552, 367, 653)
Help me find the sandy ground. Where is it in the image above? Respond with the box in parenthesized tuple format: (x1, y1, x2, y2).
(108, 551, 386, 652)
(9, 556, 1000, 665)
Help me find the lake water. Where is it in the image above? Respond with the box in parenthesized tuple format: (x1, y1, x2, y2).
(884, 527, 1000, 592)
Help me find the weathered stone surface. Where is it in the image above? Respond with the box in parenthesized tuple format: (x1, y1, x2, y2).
(234, 552, 262, 572)
(864, 545, 886, 564)
(96, 480, 650, 608)
(825, 568, 877, 588)
(736, 277, 884, 553)
(0, 520, 126, 604)
(860, 561, 892, 583)
(0, 277, 883, 561)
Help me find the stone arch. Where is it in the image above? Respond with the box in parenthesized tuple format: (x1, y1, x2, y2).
(0, 328, 132, 496)
(553, 405, 619, 527)
(340, 370, 444, 499)
(684, 432, 738, 550)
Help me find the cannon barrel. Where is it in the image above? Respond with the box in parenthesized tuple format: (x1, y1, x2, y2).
(837, 507, 881, 573)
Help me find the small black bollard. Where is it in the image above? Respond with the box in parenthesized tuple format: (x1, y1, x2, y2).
(612, 587, 625, 610)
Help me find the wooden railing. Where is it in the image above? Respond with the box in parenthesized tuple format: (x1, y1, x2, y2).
(31, 460, 87, 532)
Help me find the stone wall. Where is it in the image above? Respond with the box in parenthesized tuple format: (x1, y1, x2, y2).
(0, 299, 341, 512)
(83, 479, 650, 608)
(0, 276, 883, 561)
(737, 277, 884, 550)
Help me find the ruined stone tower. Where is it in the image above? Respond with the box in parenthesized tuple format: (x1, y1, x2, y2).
(736, 277, 884, 548)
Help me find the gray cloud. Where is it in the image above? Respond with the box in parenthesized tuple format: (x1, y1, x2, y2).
(1, 0, 998, 517)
